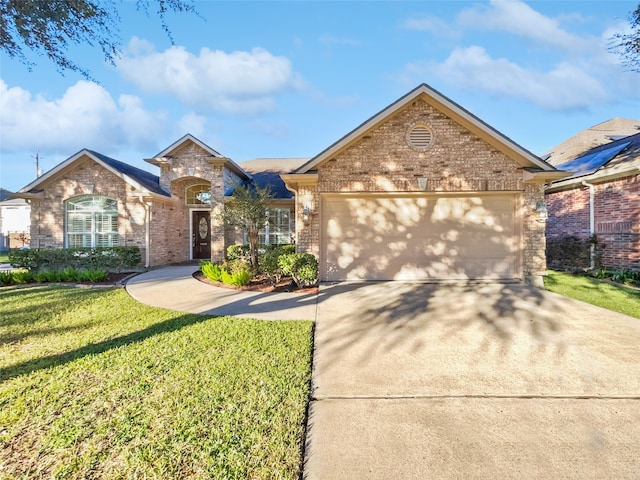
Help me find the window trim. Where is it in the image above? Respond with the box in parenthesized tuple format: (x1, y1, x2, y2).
(65, 195, 119, 248)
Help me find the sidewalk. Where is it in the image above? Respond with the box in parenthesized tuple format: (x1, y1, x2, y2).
(125, 265, 318, 321)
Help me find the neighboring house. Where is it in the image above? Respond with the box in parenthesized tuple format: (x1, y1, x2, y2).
(0, 191, 31, 251)
(14, 84, 566, 285)
(544, 120, 640, 271)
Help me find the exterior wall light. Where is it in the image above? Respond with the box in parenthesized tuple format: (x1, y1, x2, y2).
(302, 206, 312, 224)
(534, 201, 548, 220)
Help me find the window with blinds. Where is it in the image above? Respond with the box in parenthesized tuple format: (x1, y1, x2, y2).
(257, 208, 291, 245)
(66, 196, 119, 248)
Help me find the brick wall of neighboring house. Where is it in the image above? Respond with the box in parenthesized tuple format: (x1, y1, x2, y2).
(545, 174, 639, 270)
(595, 175, 639, 269)
(297, 98, 547, 278)
(28, 157, 148, 262)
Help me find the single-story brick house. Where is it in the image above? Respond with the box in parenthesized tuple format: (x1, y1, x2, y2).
(15, 84, 566, 285)
(544, 119, 640, 271)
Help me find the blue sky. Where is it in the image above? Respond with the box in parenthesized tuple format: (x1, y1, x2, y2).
(1, 0, 639, 191)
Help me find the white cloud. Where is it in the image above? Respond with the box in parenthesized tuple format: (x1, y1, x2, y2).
(176, 112, 208, 138)
(402, 15, 460, 40)
(116, 39, 305, 115)
(400, 46, 610, 111)
(457, 0, 592, 52)
(0, 79, 168, 153)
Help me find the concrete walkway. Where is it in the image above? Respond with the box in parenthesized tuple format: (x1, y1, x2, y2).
(125, 265, 318, 321)
(126, 268, 640, 479)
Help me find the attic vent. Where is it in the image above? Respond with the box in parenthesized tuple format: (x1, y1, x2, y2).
(407, 124, 434, 150)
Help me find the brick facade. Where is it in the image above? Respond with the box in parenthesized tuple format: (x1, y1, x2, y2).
(546, 174, 640, 270)
(29, 158, 148, 258)
(295, 98, 548, 283)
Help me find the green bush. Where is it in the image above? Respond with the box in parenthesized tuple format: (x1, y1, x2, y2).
(10, 270, 34, 284)
(200, 261, 223, 282)
(79, 269, 108, 282)
(259, 244, 295, 286)
(0, 271, 13, 286)
(200, 260, 251, 287)
(9, 247, 141, 272)
(227, 244, 250, 261)
(278, 253, 318, 289)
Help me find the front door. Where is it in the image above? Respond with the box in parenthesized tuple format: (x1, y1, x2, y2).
(192, 211, 211, 259)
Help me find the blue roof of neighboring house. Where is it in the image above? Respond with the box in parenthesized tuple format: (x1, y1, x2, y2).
(553, 132, 640, 182)
(88, 150, 170, 197)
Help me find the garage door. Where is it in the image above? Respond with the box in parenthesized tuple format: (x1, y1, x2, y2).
(321, 194, 520, 281)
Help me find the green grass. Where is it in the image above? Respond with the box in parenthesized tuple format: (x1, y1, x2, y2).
(544, 270, 640, 319)
(0, 252, 9, 263)
(0, 286, 313, 479)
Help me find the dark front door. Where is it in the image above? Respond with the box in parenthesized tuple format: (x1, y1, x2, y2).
(192, 211, 211, 259)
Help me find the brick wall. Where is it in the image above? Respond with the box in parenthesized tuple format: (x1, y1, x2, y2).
(297, 98, 546, 281)
(29, 157, 148, 263)
(545, 174, 639, 270)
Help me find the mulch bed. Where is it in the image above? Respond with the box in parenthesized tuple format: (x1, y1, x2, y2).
(193, 271, 319, 294)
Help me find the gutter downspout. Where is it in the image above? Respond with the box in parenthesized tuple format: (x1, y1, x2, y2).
(582, 181, 595, 270)
(139, 195, 151, 268)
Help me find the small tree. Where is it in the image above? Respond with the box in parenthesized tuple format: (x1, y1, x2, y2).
(219, 184, 272, 269)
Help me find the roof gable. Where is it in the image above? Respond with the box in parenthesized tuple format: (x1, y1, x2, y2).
(17, 149, 169, 197)
(296, 83, 557, 174)
(145, 133, 251, 180)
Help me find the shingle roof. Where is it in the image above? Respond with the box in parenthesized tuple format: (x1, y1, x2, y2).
(238, 158, 309, 199)
(544, 118, 640, 166)
(86, 150, 170, 197)
(548, 132, 640, 189)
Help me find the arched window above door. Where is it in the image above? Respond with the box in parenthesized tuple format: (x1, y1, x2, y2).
(185, 184, 212, 205)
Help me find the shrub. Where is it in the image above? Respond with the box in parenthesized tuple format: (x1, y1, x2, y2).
(278, 253, 318, 289)
(259, 244, 295, 286)
(9, 247, 141, 272)
(10, 270, 34, 284)
(0, 271, 13, 286)
(227, 244, 250, 262)
(200, 261, 223, 282)
(79, 269, 108, 282)
(230, 269, 251, 286)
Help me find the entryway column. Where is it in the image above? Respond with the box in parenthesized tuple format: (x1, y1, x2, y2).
(209, 161, 226, 262)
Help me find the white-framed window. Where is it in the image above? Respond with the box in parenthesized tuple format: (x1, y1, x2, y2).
(258, 208, 292, 245)
(185, 184, 212, 205)
(66, 195, 119, 248)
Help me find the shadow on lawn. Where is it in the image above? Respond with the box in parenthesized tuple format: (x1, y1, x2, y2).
(0, 312, 212, 382)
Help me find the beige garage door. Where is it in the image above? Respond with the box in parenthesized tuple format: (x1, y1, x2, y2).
(321, 194, 520, 281)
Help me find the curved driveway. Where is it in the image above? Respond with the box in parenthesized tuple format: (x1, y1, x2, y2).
(126, 268, 640, 479)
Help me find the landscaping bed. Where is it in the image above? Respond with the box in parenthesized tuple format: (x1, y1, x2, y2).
(193, 270, 319, 294)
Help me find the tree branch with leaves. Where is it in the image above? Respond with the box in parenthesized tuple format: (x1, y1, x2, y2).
(218, 183, 273, 270)
(610, 3, 640, 72)
(0, 0, 198, 78)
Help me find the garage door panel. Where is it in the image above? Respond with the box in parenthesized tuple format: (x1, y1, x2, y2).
(322, 195, 519, 281)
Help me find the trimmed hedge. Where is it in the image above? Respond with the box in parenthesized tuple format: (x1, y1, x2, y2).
(8, 247, 141, 273)
(0, 268, 108, 286)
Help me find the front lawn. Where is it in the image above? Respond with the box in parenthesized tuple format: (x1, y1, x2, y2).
(0, 286, 313, 479)
(544, 270, 640, 319)
(0, 252, 9, 263)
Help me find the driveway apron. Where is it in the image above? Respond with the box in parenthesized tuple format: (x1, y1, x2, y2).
(305, 281, 640, 479)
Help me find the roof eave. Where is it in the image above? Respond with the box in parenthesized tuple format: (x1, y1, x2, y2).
(546, 167, 640, 193)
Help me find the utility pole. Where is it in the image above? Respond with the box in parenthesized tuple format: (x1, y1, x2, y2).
(32, 150, 41, 178)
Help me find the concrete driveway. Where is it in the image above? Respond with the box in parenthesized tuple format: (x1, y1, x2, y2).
(305, 282, 640, 479)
